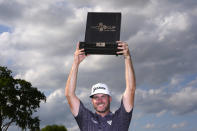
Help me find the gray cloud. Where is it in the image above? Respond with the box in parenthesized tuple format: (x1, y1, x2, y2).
(135, 77, 197, 115)
(70, 0, 151, 9)
(1, 0, 197, 131)
(92, 0, 151, 9)
(0, 0, 24, 24)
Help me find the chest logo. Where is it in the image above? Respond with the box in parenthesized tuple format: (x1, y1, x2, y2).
(91, 118, 98, 124)
(107, 120, 112, 125)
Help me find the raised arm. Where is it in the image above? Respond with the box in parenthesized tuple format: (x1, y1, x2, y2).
(117, 41, 136, 112)
(65, 43, 87, 116)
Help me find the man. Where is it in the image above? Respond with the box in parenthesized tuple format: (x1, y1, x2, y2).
(65, 41, 136, 131)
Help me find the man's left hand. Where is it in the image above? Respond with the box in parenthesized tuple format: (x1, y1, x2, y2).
(116, 41, 131, 59)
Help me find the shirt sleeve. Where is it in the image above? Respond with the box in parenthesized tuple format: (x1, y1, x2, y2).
(115, 99, 133, 130)
(74, 101, 91, 130)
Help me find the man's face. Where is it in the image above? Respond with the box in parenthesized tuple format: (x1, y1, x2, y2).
(91, 94, 112, 113)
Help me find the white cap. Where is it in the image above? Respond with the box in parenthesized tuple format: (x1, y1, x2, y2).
(90, 83, 111, 98)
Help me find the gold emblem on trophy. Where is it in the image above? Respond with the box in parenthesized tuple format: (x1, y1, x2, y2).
(91, 22, 116, 32)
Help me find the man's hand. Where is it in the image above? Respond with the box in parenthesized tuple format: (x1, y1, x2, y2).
(74, 43, 87, 65)
(116, 41, 131, 59)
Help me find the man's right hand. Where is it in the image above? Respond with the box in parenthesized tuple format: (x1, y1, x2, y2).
(74, 43, 87, 65)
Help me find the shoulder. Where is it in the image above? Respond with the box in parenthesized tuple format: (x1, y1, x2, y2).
(75, 101, 94, 119)
(115, 99, 133, 116)
(112, 99, 133, 130)
(74, 101, 95, 130)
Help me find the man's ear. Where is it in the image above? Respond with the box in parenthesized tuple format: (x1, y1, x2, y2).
(109, 96, 112, 102)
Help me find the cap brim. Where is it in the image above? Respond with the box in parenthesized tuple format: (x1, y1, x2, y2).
(89, 93, 110, 98)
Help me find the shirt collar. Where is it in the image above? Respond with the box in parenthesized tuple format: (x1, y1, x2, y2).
(94, 111, 113, 119)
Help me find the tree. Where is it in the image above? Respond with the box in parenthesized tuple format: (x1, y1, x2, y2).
(41, 125, 67, 131)
(0, 66, 46, 131)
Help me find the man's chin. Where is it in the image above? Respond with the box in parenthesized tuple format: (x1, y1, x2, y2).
(97, 110, 106, 113)
(94, 104, 110, 114)
(96, 107, 108, 113)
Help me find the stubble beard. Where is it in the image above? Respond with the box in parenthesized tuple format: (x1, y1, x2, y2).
(94, 101, 110, 113)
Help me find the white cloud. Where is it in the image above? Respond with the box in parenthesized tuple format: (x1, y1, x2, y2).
(155, 12, 189, 30)
(133, 112, 145, 119)
(171, 122, 187, 129)
(38, 88, 73, 127)
(169, 75, 184, 87)
(187, 77, 197, 87)
(80, 55, 117, 71)
(155, 12, 189, 41)
(47, 88, 66, 104)
(168, 87, 197, 115)
(144, 123, 155, 129)
(156, 110, 166, 117)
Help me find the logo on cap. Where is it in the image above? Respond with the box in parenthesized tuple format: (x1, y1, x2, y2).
(90, 83, 111, 97)
(93, 86, 106, 93)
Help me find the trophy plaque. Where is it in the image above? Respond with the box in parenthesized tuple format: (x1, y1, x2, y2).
(79, 12, 122, 55)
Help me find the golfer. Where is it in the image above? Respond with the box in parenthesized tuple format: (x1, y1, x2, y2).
(65, 41, 136, 131)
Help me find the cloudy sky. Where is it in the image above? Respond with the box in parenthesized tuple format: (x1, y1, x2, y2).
(1, 0, 197, 130)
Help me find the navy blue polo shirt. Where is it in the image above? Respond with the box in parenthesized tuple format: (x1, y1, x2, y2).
(74, 99, 133, 131)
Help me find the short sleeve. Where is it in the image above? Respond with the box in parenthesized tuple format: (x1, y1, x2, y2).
(74, 101, 93, 131)
(114, 99, 133, 131)
(74, 101, 87, 129)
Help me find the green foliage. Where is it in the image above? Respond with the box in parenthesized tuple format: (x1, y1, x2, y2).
(0, 66, 46, 131)
(41, 125, 67, 131)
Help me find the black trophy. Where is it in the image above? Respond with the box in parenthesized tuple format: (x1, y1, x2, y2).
(79, 12, 122, 55)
